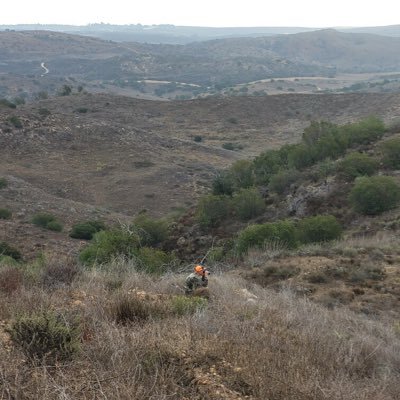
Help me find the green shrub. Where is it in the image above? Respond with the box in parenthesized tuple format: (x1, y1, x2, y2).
(69, 220, 106, 240)
(0, 255, 19, 266)
(196, 195, 231, 228)
(230, 160, 254, 189)
(232, 188, 265, 220)
(341, 116, 385, 146)
(31, 213, 63, 231)
(253, 149, 283, 185)
(38, 107, 51, 117)
(59, 85, 72, 96)
(193, 135, 203, 142)
(110, 294, 168, 324)
(380, 137, 400, 169)
(0, 98, 16, 108)
(8, 116, 22, 128)
(79, 229, 139, 265)
(0, 208, 12, 219)
(337, 152, 378, 181)
(7, 311, 80, 362)
(236, 220, 297, 254)
(133, 214, 169, 246)
(170, 295, 207, 316)
(269, 169, 302, 194)
(0, 177, 8, 189)
(297, 215, 342, 244)
(287, 143, 315, 170)
(212, 172, 234, 196)
(207, 246, 225, 262)
(222, 142, 243, 151)
(349, 176, 400, 215)
(46, 220, 63, 232)
(0, 241, 21, 261)
(136, 247, 175, 274)
(75, 107, 88, 113)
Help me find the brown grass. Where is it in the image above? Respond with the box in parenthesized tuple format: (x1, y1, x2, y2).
(0, 263, 399, 399)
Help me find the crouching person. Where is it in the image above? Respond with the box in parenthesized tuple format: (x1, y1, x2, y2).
(185, 265, 209, 295)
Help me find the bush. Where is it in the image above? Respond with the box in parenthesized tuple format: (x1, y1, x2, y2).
(8, 116, 22, 128)
(7, 311, 80, 362)
(222, 142, 243, 151)
(46, 220, 63, 232)
(0, 177, 7, 189)
(41, 260, 80, 288)
(232, 188, 265, 220)
(110, 294, 168, 325)
(136, 247, 175, 274)
(212, 172, 234, 196)
(31, 213, 63, 231)
(269, 169, 302, 194)
(230, 160, 254, 189)
(297, 215, 342, 244)
(342, 116, 385, 146)
(380, 137, 400, 169)
(236, 220, 297, 254)
(0, 98, 16, 108)
(69, 220, 106, 240)
(193, 135, 203, 142)
(0, 241, 21, 261)
(349, 176, 400, 215)
(38, 107, 51, 117)
(75, 107, 88, 113)
(133, 214, 169, 246)
(196, 195, 231, 228)
(337, 153, 378, 181)
(79, 229, 139, 265)
(0, 208, 12, 219)
(170, 295, 207, 316)
(253, 149, 285, 185)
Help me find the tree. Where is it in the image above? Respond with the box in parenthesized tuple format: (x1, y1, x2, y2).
(349, 176, 400, 215)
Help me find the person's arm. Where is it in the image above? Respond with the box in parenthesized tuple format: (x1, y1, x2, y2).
(201, 273, 208, 287)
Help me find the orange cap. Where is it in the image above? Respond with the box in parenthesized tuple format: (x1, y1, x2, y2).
(194, 265, 204, 274)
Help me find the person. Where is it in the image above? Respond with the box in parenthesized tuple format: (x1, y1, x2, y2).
(185, 264, 209, 295)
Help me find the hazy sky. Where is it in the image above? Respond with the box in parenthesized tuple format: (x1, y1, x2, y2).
(1, 0, 399, 27)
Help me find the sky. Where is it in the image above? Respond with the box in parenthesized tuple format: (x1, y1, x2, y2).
(1, 0, 399, 27)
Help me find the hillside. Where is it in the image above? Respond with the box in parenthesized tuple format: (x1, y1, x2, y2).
(4, 29, 400, 102)
(2, 92, 400, 213)
(2, 90, 400, 398)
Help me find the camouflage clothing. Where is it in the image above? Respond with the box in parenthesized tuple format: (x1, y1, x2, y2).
(185, 272, 208, 294)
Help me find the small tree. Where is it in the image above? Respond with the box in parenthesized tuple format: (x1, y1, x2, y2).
(196, 195, 231, 228)
(0, 208, 12, 219)
(0, 241, 22, 261)
(269, 169, 302, 194)
(212, 172, 234, 196)
(132, 214, 169, 246)
(70, 220, 106, 240)
(79, 229, 139, 265)
(232, 188, 265, 220)
(59, 85, 72, 96)
(32, 213, 63, 232)
(380, 137, 400, 169)
(297, 215, 342, 244)
(349, 176, 400, 215)
(230, 160, 254, 189)
(337, 152, 378, 181)
(236, 220, 297, 254)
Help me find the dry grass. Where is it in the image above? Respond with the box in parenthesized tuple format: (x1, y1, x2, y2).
(1, 261, 400, 399)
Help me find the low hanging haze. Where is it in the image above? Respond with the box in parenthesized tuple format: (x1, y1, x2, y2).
(1, 0, 399, 27)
